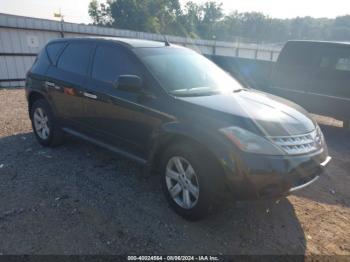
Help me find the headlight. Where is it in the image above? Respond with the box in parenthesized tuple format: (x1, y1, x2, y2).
(220, 126, 285, 155)
(315, 125, 324, 147)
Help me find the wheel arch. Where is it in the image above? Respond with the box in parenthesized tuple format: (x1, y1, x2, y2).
(27, 91, 54, 119)
(149, 131, 225, 177)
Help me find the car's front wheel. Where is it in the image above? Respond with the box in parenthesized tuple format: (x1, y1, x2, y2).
(161, 143, 219, 220)
(30, 99, 64, 147)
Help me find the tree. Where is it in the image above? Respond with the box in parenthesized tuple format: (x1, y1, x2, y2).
(177, 1, 202, 38)
(105, 0, 183, 33)
(108, 0, 149, 31)
(198, 1, 223, 39)
(88, 0, 110, 25)
(330, 15, 350, 41)
(88, 0, 350, 43)
(146, 0, 182, 33)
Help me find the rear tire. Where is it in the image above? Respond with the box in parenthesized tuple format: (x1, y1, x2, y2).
(30, 99, 64, 147)
(161, 142, 221, 221)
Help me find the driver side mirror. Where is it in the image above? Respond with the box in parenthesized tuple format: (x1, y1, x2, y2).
(115, 75, 143, 93)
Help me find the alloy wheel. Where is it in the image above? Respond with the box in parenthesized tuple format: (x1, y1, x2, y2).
(165, 156, 200, 209)
(33, 107, 50, 140)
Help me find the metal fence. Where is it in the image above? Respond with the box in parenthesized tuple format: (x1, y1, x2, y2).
(0, 13, 282, 87)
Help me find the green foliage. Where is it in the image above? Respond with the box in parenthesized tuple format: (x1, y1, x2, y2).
(93, 0, 182, 34)
(88, 0, 350, 43)
(88, 0, 111, 25)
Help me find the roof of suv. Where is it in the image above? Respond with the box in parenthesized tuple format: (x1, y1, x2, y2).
(286, 40, 350, 47)
(50, 36, 168, 49)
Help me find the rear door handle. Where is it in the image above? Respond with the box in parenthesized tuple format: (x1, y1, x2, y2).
(83, 92, 97, 99)
(45, 81, 60, 90)
(45, 81, 55, 88)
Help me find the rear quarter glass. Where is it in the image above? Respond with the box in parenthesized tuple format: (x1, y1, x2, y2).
(29, 48, 50, 76)
(46, 42, 66, 65)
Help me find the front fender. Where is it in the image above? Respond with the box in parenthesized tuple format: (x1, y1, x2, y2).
(147, 121, 240, 183)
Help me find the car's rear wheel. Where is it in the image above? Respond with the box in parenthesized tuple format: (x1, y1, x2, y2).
(30, 99, 64, 147)
(161, 143, 219, 220)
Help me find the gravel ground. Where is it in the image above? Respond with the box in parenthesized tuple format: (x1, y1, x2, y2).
(0, 88, 349, 255)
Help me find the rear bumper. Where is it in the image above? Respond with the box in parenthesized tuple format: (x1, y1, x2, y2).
(222, 148, 331, 199)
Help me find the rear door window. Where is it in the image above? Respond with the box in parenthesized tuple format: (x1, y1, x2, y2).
(278, 43, 316, 67)
(312, 45, 350, 97)
(57, 42, 94, 76)
(335, 58, 350, 71)
(273, 42, 317, 92)
(318, 46, 350, 72)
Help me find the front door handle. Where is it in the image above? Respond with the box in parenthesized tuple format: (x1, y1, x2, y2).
(83, 92, 97, 100)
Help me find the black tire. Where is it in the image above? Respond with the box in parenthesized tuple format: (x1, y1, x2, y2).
(161, 142, 221, 221)
(30, 99, 64, 147)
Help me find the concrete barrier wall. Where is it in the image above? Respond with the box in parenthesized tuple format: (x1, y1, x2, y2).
(0, 13, 281, 87)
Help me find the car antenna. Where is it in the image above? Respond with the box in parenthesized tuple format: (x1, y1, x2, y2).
(163, 34, 170, 46)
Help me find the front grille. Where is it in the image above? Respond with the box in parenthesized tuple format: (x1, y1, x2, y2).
(269, 128, 322, 155)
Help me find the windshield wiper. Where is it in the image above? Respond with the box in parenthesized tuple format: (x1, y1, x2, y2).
(171, 87, 211, 93)
(233, 88, 246, 93)
(170, 91, 218, 97)
(170, 87, 219, 96)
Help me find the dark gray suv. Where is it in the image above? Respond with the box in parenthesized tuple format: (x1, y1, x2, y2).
(26, 37, 331, 220)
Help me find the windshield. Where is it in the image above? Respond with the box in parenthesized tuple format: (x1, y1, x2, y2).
(134, 47, 243, 96)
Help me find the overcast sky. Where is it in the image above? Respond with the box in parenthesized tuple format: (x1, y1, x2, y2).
(1, 0, 350, 24)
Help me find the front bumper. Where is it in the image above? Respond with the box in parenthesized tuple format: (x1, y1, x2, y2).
(288, 156, 331, 193)
(221, 148, 331, 199)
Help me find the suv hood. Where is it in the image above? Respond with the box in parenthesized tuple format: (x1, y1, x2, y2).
(177, 89, 315, 137)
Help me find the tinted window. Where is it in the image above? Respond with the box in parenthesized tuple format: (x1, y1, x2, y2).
(335, 58, 350, 71)
(46, 42, 65, 64)
(57, 42, 93, 76)
(92, 45, 140, 83)
(318, 46, 350, 72)
(278, 43, 316, 67)
(30, 48, 50, 74)
(134, 47, 242, 95)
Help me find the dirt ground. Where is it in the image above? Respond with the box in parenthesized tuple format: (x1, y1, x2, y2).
(0, 88, 349, 255)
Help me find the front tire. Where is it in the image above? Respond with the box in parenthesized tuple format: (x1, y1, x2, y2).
(30, 99, 64, 147)
(161, 143, 219, 221)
